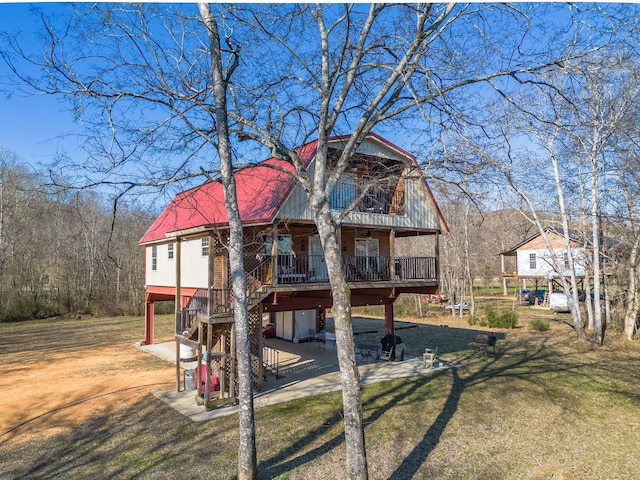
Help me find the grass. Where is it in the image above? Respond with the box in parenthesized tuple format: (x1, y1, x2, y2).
(1, 300, 640, 479)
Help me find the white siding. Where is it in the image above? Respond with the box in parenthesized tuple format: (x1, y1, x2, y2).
(145, 237, 209, 289)
(145, 243, 175, 287)
(516, 248, 586, 278)
(180, 237, 209, 288)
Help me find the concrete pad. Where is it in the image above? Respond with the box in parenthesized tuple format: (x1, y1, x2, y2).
(140, 339, 455, 422)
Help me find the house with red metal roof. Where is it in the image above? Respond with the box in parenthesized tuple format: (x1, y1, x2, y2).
(139, 133, 448, 403)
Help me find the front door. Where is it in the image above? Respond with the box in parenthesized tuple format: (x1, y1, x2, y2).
(308, 235, 327, 281)
(355, 237, 379, 278)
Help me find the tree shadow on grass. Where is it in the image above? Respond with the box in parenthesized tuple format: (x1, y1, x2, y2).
(387, 336, 609, 479)
(0, 387, 240, 480)
(257, 373, 436, 479)
(260, 335, 607, 479)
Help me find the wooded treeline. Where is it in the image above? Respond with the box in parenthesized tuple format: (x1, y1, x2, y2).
(0, 149, 151, 321)
(5, 133, 637, 336)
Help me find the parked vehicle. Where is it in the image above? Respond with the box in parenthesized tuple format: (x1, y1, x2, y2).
(515, 289, 546, 305)
(549, 292, 570, 313)
(444, 301, 469, 311)
(527, 290, 546, 305)
(262, 323, 276, 339)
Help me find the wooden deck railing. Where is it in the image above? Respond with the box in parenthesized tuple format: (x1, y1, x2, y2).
(179, 255, 437, 328)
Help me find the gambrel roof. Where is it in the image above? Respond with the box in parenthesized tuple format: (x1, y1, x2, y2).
(139, 133, 448, 244)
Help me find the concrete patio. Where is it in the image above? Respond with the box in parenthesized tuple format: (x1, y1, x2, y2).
(140, 336, 451, 423)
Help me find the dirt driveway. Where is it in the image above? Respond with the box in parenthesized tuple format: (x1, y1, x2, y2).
(0, 316, 175, 445)
(0, 310, 488, 445)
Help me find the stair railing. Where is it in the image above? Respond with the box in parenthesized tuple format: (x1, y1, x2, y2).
(262, 344, 279, 379)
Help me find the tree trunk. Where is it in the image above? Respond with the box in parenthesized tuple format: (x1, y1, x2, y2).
(590, 153, 603, 344)
(199, 4, 257, 479)
(624, 236, 640, 340)
(316, 205, 368, 479)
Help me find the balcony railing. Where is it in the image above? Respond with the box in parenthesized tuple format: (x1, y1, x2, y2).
(273, 254, 436, 284)
(331, 179, 405, 215)
(180, 255, 437, 323)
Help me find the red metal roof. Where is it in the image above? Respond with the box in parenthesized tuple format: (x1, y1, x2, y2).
(139, 133, 448, 244)
(139, 143, 317, 244)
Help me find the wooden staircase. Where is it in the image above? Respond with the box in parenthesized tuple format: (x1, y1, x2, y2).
(181, 257, 273, 340)
(173, 258, 275, 404)
(183, 286, 269, 341)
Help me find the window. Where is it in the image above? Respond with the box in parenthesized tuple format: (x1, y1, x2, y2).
(529, 253, 536, 270)
(355, 237, 379, 270)
(151, 245, 157, 271)
(168, 242, 174, 260)
(201, 237, 209, 257)
(264, 235, 293, 269)
(564, 252, 569, 269)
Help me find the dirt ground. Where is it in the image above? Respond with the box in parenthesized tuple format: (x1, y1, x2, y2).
(0, 304, 547, 446)
(0, 328, 175, 445)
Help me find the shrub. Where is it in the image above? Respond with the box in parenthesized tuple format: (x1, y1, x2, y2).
(481, 304, 498, 325)
(495, 310, 518, 329)
(529, 319, 550, 332)
(481, 304, 518, 329)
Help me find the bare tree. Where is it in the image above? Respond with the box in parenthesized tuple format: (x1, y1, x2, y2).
(426, 3, 640, 344)
(220, 5, 580, 475)
(3, 5, 259, 477)
(2, 3, 614, 477)
(199, 4, 256, 478)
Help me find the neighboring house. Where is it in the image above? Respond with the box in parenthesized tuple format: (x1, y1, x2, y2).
(139, 132, 448, 400)
(500, 228, 587, 301)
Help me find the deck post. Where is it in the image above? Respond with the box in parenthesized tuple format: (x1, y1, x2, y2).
(204, 323, 212, 406)
(144, 298, 154, 345)
(389, 228, 396, 279)
(208, 230, 215, 314)
(501, 254, 508, 296)
(175, 237, 182, 392)
(271, 220, 279, 286)
(384, 303, 395, 336)
(434, 232, 440, 281)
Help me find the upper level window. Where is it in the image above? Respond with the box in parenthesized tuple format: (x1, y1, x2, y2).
(168, 242, 174, 260)
(529, 253, 536, 270)
(202, 237, 209, 257)
(151, 245, 157, 271)
(330, 174, 405, 215)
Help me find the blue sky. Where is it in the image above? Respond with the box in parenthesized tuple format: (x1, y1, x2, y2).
(0, 3, 83, 168)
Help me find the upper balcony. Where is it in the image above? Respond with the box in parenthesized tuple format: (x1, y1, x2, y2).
(261, 254, 436, 285)
(330, 178, 406, 216)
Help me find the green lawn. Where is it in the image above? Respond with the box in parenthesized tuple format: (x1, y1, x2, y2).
(1, 304, 639, 479)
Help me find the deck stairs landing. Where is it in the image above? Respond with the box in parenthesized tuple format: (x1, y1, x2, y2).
(183, 285, 269, 341)
(181, 257, 273, 340)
